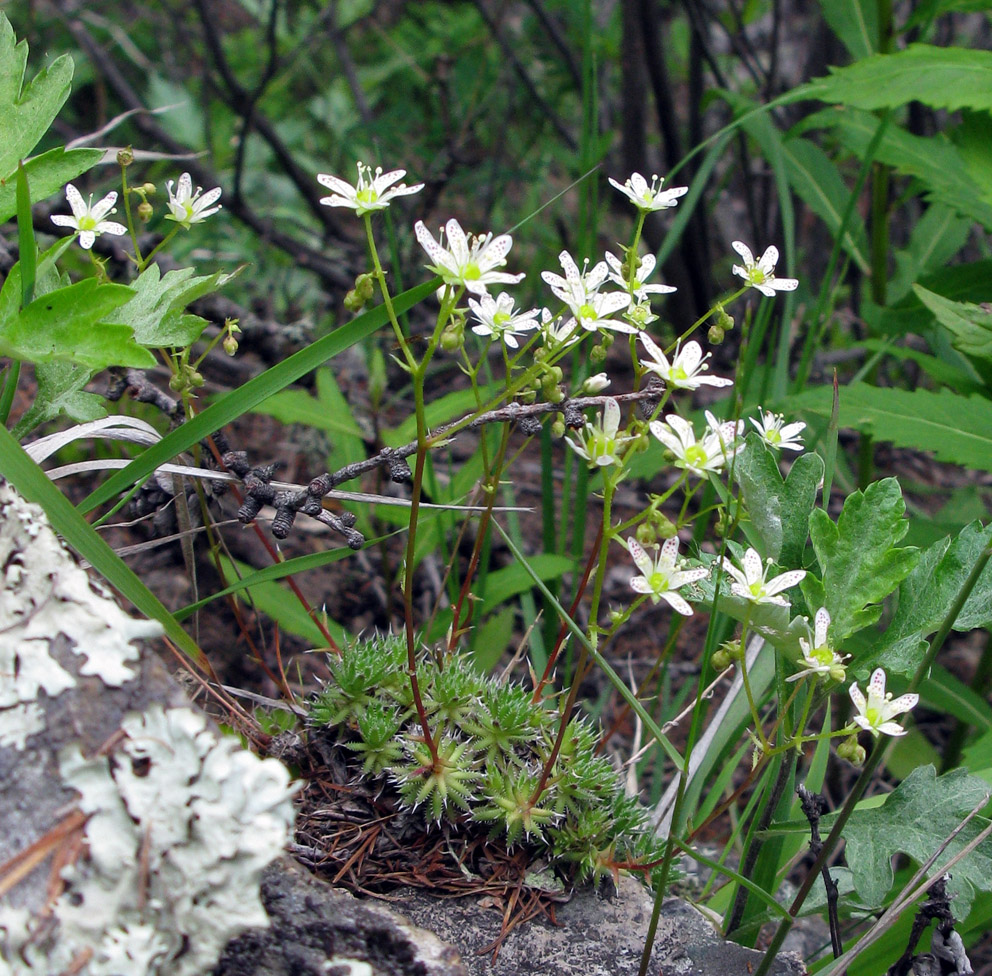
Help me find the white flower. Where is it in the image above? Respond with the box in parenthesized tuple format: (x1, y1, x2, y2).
(650, 413, 742, 478)
(317, 162, 423, 216)
(541, 310, 583, 349)
(608, 172, 688, 212)
(731, 241, 799, 297)
(540, 252, 634, 332)
(415, 219, 524, 295)
(849, 668, 918, 737)
(541, 250, 608, 306)
(468, 292, 541, 348)
(567, 288, 635, 334)
(581, 372, 610, 394)
(787, 608, 848, 682)
(566, 398, 634, 468)
(164, 172, 223, 228)
(720, 547, 806, 606)
(50, 184, 127, 249)
(750, 410, 806, 451)
(639, 334, 733, 390)
(604, 251, 677, 303)
(626, 536, 708, 615)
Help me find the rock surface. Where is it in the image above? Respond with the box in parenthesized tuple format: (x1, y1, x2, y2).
(394, 874, 805, 976)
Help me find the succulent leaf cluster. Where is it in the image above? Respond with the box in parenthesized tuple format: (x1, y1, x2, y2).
(308, 634, 665, 885)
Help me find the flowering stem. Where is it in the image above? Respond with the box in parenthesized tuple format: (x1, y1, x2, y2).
(138, 227, 181, 272)
(671, 288, 747, 350)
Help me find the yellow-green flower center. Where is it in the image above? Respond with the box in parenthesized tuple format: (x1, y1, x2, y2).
(356, 187, 377, 205)
(749, 268, 767, 285)
(78, 215, 98, 231)
(463, 263, 481, 280)
(648, 571, 670, 592)
(493, 311, 511, 327)
(684, 445, 708, 469)
(578, 303, 596, 321)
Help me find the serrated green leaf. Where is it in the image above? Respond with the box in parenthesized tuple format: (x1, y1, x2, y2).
(800, 45, 992, 112)
(0, 278, 153, 370)
(808, 478, 918, 642)
(842, 766, 992, 917)
(734, 435, 823, 567)
(810, 106, 992, 230)
(904, 0, 992, 33)
(10, 361, 106, 439)
(816, 0, 878, 59)
(914, 284, 992, 366)
(0, 14, 74, 176)
(0, 147, 102, 224)
(789, 383, 992, 473)
(887, 204, 971, 304)
(105, 264, 240, 348)
(857, 339, 983, 395)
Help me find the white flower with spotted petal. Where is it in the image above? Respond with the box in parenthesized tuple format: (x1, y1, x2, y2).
(51, 184, 127, 250)
(318, 162, 422, 216)
(165, 173, 223, 228)
(566, 398, 634, 468)
(731, 241, 798, 297)
(750, 410, 806, 452)
(608, 172, 688, 212)
(415, 219, 524, 296)
(720, 547, 805, 606)
(639, 335, 732, 390)
(626, 536, 708, 615)
(787, 608, 848, 682)
(849, 668, 918, 737)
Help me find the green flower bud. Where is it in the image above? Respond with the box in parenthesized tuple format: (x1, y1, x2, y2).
(589, 344, 607, 364)
(837, 735, 865, 766)
(721, 639, 743, 661)
(635, 522, 656, 547)
(716, 304, 734, 332)
(707, 325, 725, 345)
(440, 322, 464, 353)
(551, 419, 566, 438)
(223, 334, 239, 356)
(711, 648, 732, 671)
(343, 289, 364, 312)
(117, 146, 134, 167)
(141, 182, 156, 196)
(651, 512, 677, 539)
(137, 201, 153, 223)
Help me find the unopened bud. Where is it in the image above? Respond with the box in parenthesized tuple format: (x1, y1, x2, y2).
(582, 372, 610, 394)
(551, 419, 566, 438)
(713, 510, 730, 537)
(635, 522, 656, 547)
(652, 512, 677, 539)
(355, 272, 375, 302)
(589, 344, 607, 364)
(601, 331, 615, 349)
(141, 182, 156, 196)
(440, 322, 464, 352)
(716, 305, 734, 331)
(722, 639, 744, 661)
(608, 608, 624, 626)
(223, 335, 239, 356)
(837, 735, 865, 766)
(117, 146, 134, 167)
(137, 201, 153, 223)
(708, 325, 725, 345)
(343, 288, 364, 312)
(711, 648, 733, 671)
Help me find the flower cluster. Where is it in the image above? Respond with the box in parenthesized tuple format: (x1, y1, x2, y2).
(650, 411, 743, 478)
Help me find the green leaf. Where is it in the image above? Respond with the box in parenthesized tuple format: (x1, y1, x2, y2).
(904, 0, 992, 32)
(815, 0, 877, 60)
(914, 284, 992, 366)
(0, 147, 102, 224)
(801, 45, 992, 112)
(922, 664, 992, 735)
(811, 106, 992, 230)
(0, 278, 154, 370)
(807, 478, 918, 642)
(733, 435, 823, 567)
(0, 14, 74, 176)
(856, 339, 983, 396)
(789, 383, 992, 473)
(104, 264, 240, 348)
(472, 607, 515, 672)
(869, 521, 992, 674)
(887, 204, 971, 304)
(478, 554, 573, 611)
(842, 765, 992, 917)
(10, 361, 106, 439)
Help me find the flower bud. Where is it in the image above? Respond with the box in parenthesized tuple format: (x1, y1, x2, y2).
(652, 512, 677, 539)
(551, 419, 566, 438)
(546, 386, 565, 404)
(117, 146, 134, 167)
(582, 372, 610, 394)
(343, 288, 364, 312)
(137, 201, 153, 223)
(722, 639, 744, 661)
(837, 735, 865, 766)
(141, 182, 156, 196)
(589, 344, 607, 364)
(440, 321, 464, 352)
(716, 304, 734, 332)
(635, 521, 656, 547)
(713, 510, 730, 537)
(711, 648, 732, 671)
(355, 272, 375, 302)
(601, 331, 615, 349)
(707, 325, 725, 345)
(608, 608, 624, 626)
(223, 334, 239, 356)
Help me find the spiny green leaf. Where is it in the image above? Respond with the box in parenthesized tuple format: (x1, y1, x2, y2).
(105, 263, 240, 348)
(734, 435, 823, 567)
(0, 14, 74, 176)
(807, 478, 918, 642)
(0, 147, 102, 224)
(914, 284, 992, 366)
(789, 383, 992, 473)
(0, 278, 154, 370)
(800, 44, 992, 113)
(841, 766, 992, 918)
